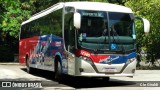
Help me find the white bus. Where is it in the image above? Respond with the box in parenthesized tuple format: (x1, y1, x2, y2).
(19, 2, 150, 82)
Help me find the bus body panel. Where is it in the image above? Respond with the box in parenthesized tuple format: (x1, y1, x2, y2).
(74, 55, 137, 77)
(25, 35, 68, 72)
(19, 36, 39, 64)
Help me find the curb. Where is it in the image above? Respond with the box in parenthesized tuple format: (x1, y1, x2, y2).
(0, 62, 20, 65)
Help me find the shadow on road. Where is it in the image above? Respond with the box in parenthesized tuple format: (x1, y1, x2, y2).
(21, 68, 136, 89)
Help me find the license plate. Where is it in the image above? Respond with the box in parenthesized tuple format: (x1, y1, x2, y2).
(103, 68, 117, 72)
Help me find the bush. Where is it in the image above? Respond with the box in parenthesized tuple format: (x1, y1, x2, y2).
(0, 44, 14, 62)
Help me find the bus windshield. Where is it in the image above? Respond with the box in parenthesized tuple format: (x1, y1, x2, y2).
(77, 10, 135, 53)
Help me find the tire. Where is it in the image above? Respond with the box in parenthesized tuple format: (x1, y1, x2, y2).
(55, 61, 62, 83)
(102, 77, 110, 81)
(26, 57, 33, 74)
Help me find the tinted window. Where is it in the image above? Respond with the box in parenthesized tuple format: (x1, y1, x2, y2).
(20, 9, 62, 39)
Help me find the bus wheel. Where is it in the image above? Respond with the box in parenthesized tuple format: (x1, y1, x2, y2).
(55, 61, 62, 83)
(102, 77, 110, 81)
(26, 57, 32, 74)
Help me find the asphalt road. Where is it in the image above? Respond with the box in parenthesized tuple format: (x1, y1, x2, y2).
(0, 63, 160, 90)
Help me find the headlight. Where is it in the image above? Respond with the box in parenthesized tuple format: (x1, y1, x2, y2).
(79, 56, 93, 64)
(126, 58, 136, 64)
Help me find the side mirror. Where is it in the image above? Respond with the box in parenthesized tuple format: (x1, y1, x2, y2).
(135, 17, 150, 34)
(142, 18, 150, 34)
(74, 12, 81, 29)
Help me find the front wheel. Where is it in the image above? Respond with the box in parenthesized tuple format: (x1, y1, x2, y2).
(102, 77, 110, 81)
(55, 61, 62, 83)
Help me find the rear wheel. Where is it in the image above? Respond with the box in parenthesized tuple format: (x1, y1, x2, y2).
(26, 57, 33, 74)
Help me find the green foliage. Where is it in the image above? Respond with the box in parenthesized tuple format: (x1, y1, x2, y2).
(0, 0, 31, 38)
(125, 0, 160, 61)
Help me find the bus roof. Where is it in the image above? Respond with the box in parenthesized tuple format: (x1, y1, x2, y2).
(65, 2, 133, 13)
(22, 2, 133, 25)
(22, 2, 64, 25)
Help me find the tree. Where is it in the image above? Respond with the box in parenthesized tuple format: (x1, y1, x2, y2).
(125, 0, 160, 64)
(0, 0, 32, 61)
(0, 0, 32, 38)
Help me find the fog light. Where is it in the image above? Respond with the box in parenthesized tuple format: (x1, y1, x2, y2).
(79, 68, 84, 72)
(126, 58, 136, 64)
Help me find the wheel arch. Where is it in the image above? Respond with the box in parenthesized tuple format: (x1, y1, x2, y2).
(54, 52, 63, 71)
(55, 52, 62, 63)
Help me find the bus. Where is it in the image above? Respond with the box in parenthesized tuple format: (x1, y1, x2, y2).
(19, 2, 150, 81)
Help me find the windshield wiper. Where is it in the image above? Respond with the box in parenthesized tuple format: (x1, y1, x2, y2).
(92, 27, 109, 54)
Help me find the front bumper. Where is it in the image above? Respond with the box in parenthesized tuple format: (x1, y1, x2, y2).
(75, 57, 137, 77)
